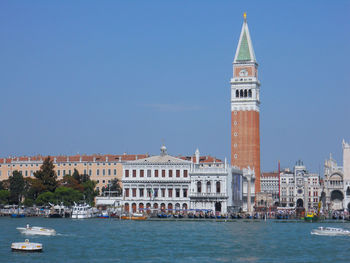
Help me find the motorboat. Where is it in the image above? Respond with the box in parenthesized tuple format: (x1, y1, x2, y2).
(17, 225, 56, 236)
(48, 203, 70, 218)
(121, 213, 148, 220)
(311, 227, 350, 236)
(71, 203, 93, 219)
(11, 239, 42, 252)
(98, 211, 109, 218)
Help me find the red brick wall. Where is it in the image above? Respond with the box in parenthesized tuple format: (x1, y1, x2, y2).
(231, 110, 261, 193)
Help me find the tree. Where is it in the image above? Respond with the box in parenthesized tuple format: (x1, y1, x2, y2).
(23, 177, 44, 206)
(34, 156, 58, 192)
(0, 190, 10, 204)
(82, 180, 98, 205)
(102, 178, 122, 197)
(9, 171, 25, 204)
(36, 191, 55, 206)
(54, 187, 83, 206)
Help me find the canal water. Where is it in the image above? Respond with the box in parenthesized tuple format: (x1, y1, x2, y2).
(1, 217, 350, 262)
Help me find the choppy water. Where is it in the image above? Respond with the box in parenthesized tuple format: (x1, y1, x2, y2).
(1, 217, 350, 262)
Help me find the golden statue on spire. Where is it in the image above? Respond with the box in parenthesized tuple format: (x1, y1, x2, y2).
(243, 12, 247, 21)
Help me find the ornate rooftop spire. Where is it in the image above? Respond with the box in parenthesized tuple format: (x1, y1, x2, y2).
(234, 12, 256, 63)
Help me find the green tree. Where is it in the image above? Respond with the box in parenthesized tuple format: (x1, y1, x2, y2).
(102, 178, 122, 197)
(34, 156, 58, 192)
(9, 171, 25, 204)
(54, 187, 83, 206)
(82, 180, 98, 205)
(36, 191, 55, 206)
(23, 177, 45, 202)
(0, 190, 10, 204)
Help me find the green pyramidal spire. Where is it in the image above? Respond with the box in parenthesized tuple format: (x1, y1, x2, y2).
(234, 13, 256, 63)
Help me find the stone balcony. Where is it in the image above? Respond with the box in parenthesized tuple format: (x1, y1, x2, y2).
(189, 192, 228, 199)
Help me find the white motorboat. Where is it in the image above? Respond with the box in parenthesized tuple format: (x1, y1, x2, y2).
(11, 239, 43, 252)
(71, 203, 94, 219)
(311, 227, 350, 236)
(17, 225, 56, 236)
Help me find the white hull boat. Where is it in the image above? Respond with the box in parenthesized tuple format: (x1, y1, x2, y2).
(71, 203, 94, 219)
(311, 227, 350, 236)
(11, 239, 43, 252)
(17, 226, 56, 236)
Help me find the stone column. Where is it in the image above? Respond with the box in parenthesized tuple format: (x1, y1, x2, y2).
(247, 175, 252, 213)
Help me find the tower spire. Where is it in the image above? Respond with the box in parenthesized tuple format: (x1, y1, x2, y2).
(234, 12, 256, 63)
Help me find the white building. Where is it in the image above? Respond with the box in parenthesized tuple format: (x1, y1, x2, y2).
(279, 160, 320, 212)
(324, 140, 350, 211)
(122, 146, 191, 213)
(260, 172, 279, 204)
(121, 146, 247, 214)
(189, 149, 229, 214)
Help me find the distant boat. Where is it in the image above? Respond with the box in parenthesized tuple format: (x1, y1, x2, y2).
(311, 227, 350, 236)
(11, 214, 25, 218)
(304, 212, 318, 222)
(121, 213, 148, 220)
(71, 203, 93, 219)
(17, 225, 56, 236)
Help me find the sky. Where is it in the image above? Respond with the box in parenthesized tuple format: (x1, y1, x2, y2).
(0, 1, 349, 174)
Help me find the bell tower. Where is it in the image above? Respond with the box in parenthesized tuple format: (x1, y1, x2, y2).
(230, 13, 261, 193)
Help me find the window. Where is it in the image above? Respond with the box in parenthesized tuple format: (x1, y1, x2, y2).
(168, 189, 173, 198)
(63, 170, 66, 176)
(58, 170, 60, 176)
(240, 90, 243, 97)
(108, 169, 111, 176)
(125, 170, 129, 177)
(169, 170, 172, 177)
(103, 169, 105, 176)
(176, 170, 180, 177)
(162, 170, 165, 177)
(147, 170, 151, 177)
(248, 89, 252, 97)
(132, 188, 136, 197)
(176, 189, 180, 198)
(114, 169, 117, 176)
(89, 170, 92, 176)
(84, 169, 87, 175)
(25, 171, 28, 177)
(154, 188, 158, 197)
(140, 170, 144, 177)
(97, 169, 100, 176)
(125, 189, 129, 197)
(236, 90, 239, 97)
(155, 170, 159, 177)
(69, 170, 71, 175)
(216, 182, 221, 193)
(102, 180, 105, 183)
(147, 189, 152, 197)
(139, 188, 144, 197)
(161, 189, 165, 197)
(183, 189, 188, 197)
(132, 170, 136, 177)
(197, 182, 202, 193)
(184, 170, 188, 178)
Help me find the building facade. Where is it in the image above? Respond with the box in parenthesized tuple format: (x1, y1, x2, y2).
(230, 13, 261, 193)
(323, 140, 350, 211)
(189, 149, 229, 214)
(0, 154, 148, 192)
(260, 172, 279, 204)
(122, 146, 192, 213)
(279, 161, 321, 212)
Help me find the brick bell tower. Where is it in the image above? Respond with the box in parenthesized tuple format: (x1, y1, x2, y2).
(230, 13, 261, 193)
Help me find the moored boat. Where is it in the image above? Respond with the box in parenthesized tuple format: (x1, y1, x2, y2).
(71, 203, 93, 219)
(121, 213, 148, 220)
(11, 239, 43, 252)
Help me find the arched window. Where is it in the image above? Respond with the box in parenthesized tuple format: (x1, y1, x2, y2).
(244, 90, 247, 97)
(236, 90, 239, 98)
(216, 182, 221, 193)
(197, 181, 202, 193)
(248, 89, 252, 97)
(207, 182, 211, 193)
(240, 90, 243, 97)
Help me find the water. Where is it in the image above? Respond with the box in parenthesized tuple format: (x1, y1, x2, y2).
(1, 217, 350, 262)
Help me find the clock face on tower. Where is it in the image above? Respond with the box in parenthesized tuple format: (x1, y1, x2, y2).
(239, 69, 248, 77)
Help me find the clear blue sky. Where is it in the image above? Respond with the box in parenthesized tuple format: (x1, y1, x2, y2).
(1, 1, 349, 173)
